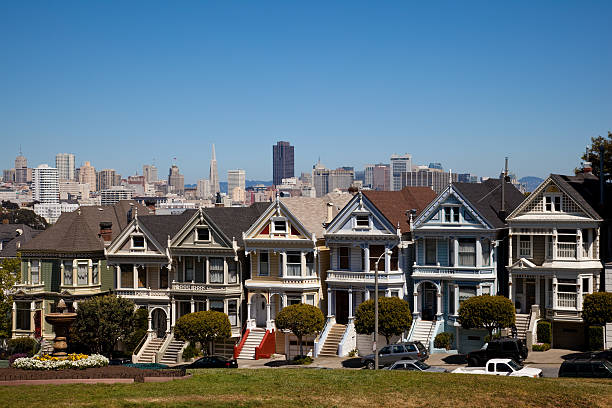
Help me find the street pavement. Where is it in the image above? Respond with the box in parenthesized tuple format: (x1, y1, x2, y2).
(237, 349, 572, 378)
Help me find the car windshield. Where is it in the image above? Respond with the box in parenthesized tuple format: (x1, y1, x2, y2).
(602, 361, 612, 370)
(415, 342, 426, 352)
(481, 343, 488, 350)
(414, 360, 429, 370)
(507, 360, 522, 371)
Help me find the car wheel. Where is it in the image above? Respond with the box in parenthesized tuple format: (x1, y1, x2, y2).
(468, 358, 479, 367)
(366, 360, 375, 370)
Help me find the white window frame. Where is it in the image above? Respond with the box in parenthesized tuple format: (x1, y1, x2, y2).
(271, 217, 288, 234)
(544, 194, 562, 212)
(196, 227, 211, 242)
(131, 234, 146, 250)
(258, 251, 269, 276)
(519, 235, 533, 258)
(30, 260, 40, 285)
(62, 260, 74, 286)
(353, 214, 371, 230)
(424, 238, 437, 265)
(444, 206, 460, 223)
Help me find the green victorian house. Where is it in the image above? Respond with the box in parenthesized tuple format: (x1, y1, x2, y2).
(12, 200, 149, 344)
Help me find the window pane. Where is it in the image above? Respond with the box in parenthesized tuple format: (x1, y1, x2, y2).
(132, 236, 144, 248)
(482, 239, 491, 266)
(259, 252, 269, 276)
(63, 261, 73, 285)
(356, 215, 369, 227)
(228, 300, 237, 326)
(425, 239, 436, 265)
(287, 251, 301, 276)
(210, 300, 224, 312)
(197, 228, 210, 241)
(369, 245, 385, 271)
(160, 267, 168, 289)
(137, 266, 147, 288)
(305, 252, 315, 276)
(209, 258, 224, 283)
(31, 260, 39, 284)
(185, 258, 194, 282)
(121, 264, 133, 288)
(339, 247, 350, 269)
(459, 286, 477, 305)
(453, 208, 459, 222)
(77, 263, 88, 285)
(92, 262, 99, 284)
(228, 259, 237, 283)
(458, 239, 476, 267)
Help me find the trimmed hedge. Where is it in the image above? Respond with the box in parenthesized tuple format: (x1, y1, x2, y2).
(537, 321, 552, 344)
(433, 332, 454, 350)
(182, 342, 201, 361)
(588, 326, 604, 351)
(582, 293, 612, 326)
(7, 337, 39, 356)
(532, 343, 551, 352)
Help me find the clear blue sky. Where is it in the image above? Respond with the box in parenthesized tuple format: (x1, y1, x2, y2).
(1, 1, 611, 183)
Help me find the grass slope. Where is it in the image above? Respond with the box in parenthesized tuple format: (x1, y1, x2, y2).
(1, 368, 610, 407)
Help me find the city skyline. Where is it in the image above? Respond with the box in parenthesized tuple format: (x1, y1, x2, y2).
(1, 2, 611, 182)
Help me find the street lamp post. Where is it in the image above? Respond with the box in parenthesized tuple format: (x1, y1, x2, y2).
(373, 249, 391, 371)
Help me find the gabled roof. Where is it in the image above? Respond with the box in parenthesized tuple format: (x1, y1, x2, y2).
(20, 200, 151, 254)
(281, 193, 352, 238)
(137, 209, 198, 250)
(453, 179, 525, 229)
(362, 187, 437, 233)
(0, 224, 41, 258)
(203, 203, 269, 247)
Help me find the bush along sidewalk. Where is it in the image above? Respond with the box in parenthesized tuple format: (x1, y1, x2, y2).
(532, 343, 551, 352)
(434, 332, 454, 350)
(588, 326, 604, 351)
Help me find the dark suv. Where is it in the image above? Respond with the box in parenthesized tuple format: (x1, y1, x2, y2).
(362, 342, 428, 369)
(467, 338, 528, 367)
(559, 359, 612, 378)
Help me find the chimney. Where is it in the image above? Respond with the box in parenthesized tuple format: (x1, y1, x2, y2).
(499, 157, 508, 221)
(582, 161, 593, 174)
(326, 202, 333, 224)
(99, 222, 113, 242)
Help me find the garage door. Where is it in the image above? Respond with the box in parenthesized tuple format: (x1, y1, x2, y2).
(552, 322, 585, 350)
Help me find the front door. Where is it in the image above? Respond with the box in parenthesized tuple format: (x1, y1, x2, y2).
(336, 291, 349, 324)
(254, 294, 267, 328)
(421, 283, 437, 320)
(525, 280, 536, 314)
(34, 310, 41, 338)
(152, 308, 167, 338)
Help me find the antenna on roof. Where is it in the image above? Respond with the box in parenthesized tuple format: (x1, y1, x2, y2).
(501, 157, 508, 220)
(449, 169, 452, 185)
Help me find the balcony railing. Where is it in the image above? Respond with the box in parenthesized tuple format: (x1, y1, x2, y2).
(557, 243, 577, 259)
(412, 266, 495, 277)
(557, 292, 577, 309)
(115, 288, 170, 298)
(326, 270, 404, 283)
(12, 283, 45, 294)
(171, 281, 240, 293)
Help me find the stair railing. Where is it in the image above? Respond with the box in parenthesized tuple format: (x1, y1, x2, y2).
(155, 332, 174, 363)
(314, 316, 335, 358)
(132, 333, 149, 362)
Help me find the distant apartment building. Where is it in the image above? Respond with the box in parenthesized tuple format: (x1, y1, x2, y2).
(312, 162, 355, 197)
(273, 141, 294, 186)
(32, 164, 59, 203)
(312, 162, 330, 197)
(59, 180, 90, 200)
(401, 167, 458, 194)
(390, 153, 412, 191)
(143, 164, 158, 184)
(228, 169, 246, 195)
(197, 178, 211, 199)
(55, 153, 76, 181)
(168, 165, 185, 195)
(101, 186, 134, 205)
(97, 169, 118, 191)
(369, 163, 390, 191)
(14, 153, 30, 184)
(34, 202, 80, 224)
(78, 161, 96, 189)
(3, 169, 15, 184)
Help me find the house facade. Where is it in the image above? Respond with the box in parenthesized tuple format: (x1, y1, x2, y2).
(321, 188, 436, 356)
(12, 201, 147, 346)
(409, 179, 524, 353)
(506, 173, 604, 349)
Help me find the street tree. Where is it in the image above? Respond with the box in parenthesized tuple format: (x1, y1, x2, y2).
(0, 257, 21, 339)
(458, 295, 515, 338)
(275, 303, 325, 357)
(577, 131, 611, 183)
(174, 311, 231, 355)
(355, 297, 412, 345)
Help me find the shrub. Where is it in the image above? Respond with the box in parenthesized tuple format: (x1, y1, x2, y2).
(348, 349, 358, 357)
(458, 295, 515, 338)
(537, 321, 552, 344)
(8, 353, 28, 366)
(532, 343, 551, 352)
(182, 343, 201, 361)
(588, 326, 604, 351)
(275, 304, 325, 357)
(12, 354, 109, 370)
(124, 308, 149, 353)
(582, 293, 612, 326)
(292, 355, 313, 365)
(433, 332, 454, 350)
(8, 337, 39, 356)
(174, 311, 231, 356)
(354, 297, 412, 345)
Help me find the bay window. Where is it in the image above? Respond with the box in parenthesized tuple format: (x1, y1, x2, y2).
(77, 262, 89, 285)
(92, 262, 99, 285)
(15, 302, 30, 330)
(63, 261, 73, 285)
(228, 300, 238, 326)
(209, 300, 224, 313)
(519, 235, 532, 258)
(459, 286, 477, 305)
(30, 260, 39, 284)
(228, 259, 238, 283)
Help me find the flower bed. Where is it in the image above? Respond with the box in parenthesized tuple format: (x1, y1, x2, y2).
(12, 354, 109, 370)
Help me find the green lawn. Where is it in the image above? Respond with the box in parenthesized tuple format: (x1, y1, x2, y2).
(1, 368, 610, 407)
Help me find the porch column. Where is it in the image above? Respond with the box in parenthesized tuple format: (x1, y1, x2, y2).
(577, 276, 583, 311)
(384, 246, 390, 274)
(12, 301, 17, 333)
(535, 277, 541, 306)
(552, 275, 558, 309)
(552, 228, 558, 260)
(385, 288, 391, 297)
(413, 286, 419, 315)
(508, 274, 513, 302)
(133, 265, 138, 289)
(363, 246, 370, 272)
(364, 289, 370, 301)
(116, 266, 121, 289)
(476, 239, 482, 267)
(30, 300, 36, 334)
(454, 284, 460, 315)
(327, 288, 333, 317)
(147, 311, 152, 333)
(576, 229, 583, 260)
(300, 252, 306, 277)
(282, 293, 287, 309)
(171, 298, 176, 327)
(454, 239, 459, 267)
(281, 251, 287, 277)
(436, 287, 442, 318)
(166, 307, 171, 333)
(508, 234, 512, 266)
(247, 299, 252, 329)
(266, 301, 271, 323)
(348, 287, 353, 320)
(190, 297, 195, 314)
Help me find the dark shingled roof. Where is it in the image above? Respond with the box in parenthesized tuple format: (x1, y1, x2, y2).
(0, 224, 41, 258)
(138, 209, 198, 249)
(203, 202, 269, 247)
(454, 179, 525, 229)
(20, 200, 151, 254)
(363, 187, 438, 232)
(549, 173, 607, 220)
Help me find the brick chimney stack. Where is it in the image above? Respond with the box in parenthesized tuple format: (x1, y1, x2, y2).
(99, 222, 113, 242)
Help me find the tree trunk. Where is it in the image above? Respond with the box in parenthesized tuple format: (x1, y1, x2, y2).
(298, 335, 303, 357)
(385, 334, 390, 345)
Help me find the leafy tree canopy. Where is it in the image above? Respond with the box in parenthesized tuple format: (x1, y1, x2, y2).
(577, 131, 612, 183)
(355, 297, 412, 345)
(458, 295, 515, 338)
(0, 257, 20, 338)
(174, 311, 231, 355)
(71, 295, 136, 356)
(0, 207, 48, 229)
(582, 292, 612, 326)
(275, 303, 325, 356)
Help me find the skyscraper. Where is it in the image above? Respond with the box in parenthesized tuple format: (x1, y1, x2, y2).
(273, 141, 294, 186)
(209, 144, 220, 196)
(96, 169, 117, 191)
(390, 153, 412, 191)
(55, 153, 76, 181)
(143, 164, 158, 184)
(168, 164, 185, 195)
(32, 164, 59, 203)
(197, 178, 211, 199)
(227, 169, 246, 199)
(78, 161, 96, 188)
(14, 152, 28, 184)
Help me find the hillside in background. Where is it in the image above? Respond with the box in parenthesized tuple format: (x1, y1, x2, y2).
(519, 176, 544, 192)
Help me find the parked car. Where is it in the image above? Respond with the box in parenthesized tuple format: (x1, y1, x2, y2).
(466, 338, 528, 367)
(453, 358, 542, 378)
(183, 355, 238, 369)
(559, 359, 612, 378)
(362, 342, 428, 369)
(385, 359, 448, 372)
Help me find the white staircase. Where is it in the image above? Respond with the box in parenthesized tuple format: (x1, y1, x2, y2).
(40, 338, 54, 355)
(136, 337, 164, 363)
(409, 319, 435, 346)
(160, 339, 186, 365)
(237, 329, 266, 360)
(318, 324, 346, 357)
(515, 314, 530, 340)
